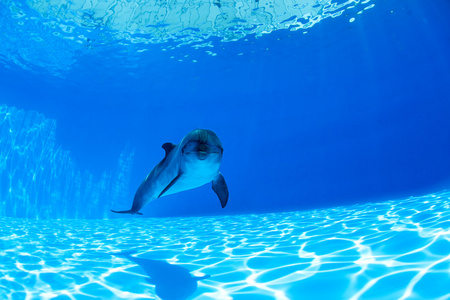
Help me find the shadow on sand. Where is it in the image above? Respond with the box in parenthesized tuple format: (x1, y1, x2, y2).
(113, 251, 210, 300)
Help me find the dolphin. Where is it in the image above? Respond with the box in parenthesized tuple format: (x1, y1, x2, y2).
(111, 129, 228, 215)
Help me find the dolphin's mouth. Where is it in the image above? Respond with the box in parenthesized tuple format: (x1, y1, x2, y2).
(197, 151, 207, 160)
(184, 150, 208, 160)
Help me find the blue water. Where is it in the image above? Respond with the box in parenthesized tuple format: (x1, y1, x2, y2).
(1, 0, 450, 298)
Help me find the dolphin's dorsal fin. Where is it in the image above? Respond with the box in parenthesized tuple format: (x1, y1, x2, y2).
(158, 173, 182, 198)
(162, 143, 176, 157)
(212, 172, 228, 208)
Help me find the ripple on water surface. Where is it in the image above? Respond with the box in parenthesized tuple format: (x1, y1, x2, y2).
(0, 191, 450, 299)
(0, 0, 377, 74)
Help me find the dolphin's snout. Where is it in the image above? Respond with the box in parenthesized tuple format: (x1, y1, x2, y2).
(197, 143, 208, 152)
(196, 144, 209, 160)
(197, 147, 208, 160)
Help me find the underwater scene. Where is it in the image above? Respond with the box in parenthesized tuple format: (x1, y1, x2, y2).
(1, 0, 450, 298)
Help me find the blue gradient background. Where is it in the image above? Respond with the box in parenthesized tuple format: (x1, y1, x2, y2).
(1, 0, 450, 218)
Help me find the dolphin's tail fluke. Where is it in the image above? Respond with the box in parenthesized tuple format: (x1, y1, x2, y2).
(111, 209, 143, 215)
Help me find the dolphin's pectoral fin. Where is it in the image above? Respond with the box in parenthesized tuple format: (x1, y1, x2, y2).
(212, 172, 228, 208)
(111, 209, 143, 215)
(162, 142, 176, 157)
(158, 173, 182, 198)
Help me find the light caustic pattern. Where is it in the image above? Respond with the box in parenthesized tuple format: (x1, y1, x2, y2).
(0, 104, 134, 219)
(1, 191, 449, 299)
